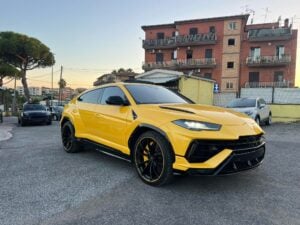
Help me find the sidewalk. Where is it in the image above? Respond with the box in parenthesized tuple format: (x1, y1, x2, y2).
(0, 117, 17, 142)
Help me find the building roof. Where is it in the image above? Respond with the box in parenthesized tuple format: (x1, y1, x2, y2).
(142, 14, 250, 30)
(135, 69, 215, 84)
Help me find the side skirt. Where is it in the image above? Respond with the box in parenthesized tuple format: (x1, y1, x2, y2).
(79, 139, 132, 163)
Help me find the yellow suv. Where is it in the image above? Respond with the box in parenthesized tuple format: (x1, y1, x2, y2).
(60, 83, 265, 186)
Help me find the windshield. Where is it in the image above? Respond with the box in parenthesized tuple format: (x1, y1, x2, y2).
(23, 104, 46, 111)
(125, 85, 189, 104)
(227, 99, 256, 108)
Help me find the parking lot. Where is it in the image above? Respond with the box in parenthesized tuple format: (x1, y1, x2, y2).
(0, 119, 299, 225)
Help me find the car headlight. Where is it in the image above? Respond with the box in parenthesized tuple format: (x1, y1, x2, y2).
(22, 112, 29, 117)
(244, 111, 253, 116)
(173, 120, 221, 131)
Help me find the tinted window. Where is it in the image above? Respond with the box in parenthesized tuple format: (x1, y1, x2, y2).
(125, 85, 188, 104)
(23, 104, 46, 111)
(227, 99, 256, 108)
(78, 89, 103, 104)
(100, 87, 127, 105)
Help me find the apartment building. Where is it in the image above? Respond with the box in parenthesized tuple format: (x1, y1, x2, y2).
(142, 14, 297, 93)
(17, 86, 42, 96)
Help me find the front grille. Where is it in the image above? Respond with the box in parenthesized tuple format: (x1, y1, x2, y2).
(186, 134, 264, 163)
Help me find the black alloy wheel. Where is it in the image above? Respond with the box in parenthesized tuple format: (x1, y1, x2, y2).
(134, 131, 173, 186)
(61, 121, 81, 153)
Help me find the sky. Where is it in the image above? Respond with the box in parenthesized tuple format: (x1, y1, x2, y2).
(1, 0, 300, 89)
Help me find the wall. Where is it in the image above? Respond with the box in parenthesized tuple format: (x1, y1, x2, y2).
(240, 87, 300, 104)
(270, 104, 300, 122)
(213, 92, 236, 106)
(179, 77, 214, 105)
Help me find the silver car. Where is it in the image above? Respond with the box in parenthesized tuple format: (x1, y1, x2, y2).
(226, 98, 272, 125)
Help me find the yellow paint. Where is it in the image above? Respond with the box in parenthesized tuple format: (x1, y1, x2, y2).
(62, 82, 264, 172)
(178, 76, 214, 105)
(270, 104, 300, 122)
(173, 149, 232, 171)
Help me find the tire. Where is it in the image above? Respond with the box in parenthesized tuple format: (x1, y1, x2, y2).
(20, 119, 25, 127)
(133, 131, 174, 186)
(47, 120, 52, 125)
(255, 116, 260, 125)
(266, 114, 272, 126)
(61, 121, 81, 153)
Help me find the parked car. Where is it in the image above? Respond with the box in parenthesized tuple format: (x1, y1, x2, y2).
(49, 106, 63, 121)
(226, 98, 272, 125)
(18, 103, 52, 126)
(60, 83, 265, 186)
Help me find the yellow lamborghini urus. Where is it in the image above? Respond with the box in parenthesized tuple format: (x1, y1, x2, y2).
(60, 83, 265, 186)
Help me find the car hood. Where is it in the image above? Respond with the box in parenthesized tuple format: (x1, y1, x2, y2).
(138, 104, 251, 126)
(23, 110, 48, 114)
(227, 107, 255, 113)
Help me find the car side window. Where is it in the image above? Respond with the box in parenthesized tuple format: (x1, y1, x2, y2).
(78, 89, 103, 104)
(100, 87, 127, 105)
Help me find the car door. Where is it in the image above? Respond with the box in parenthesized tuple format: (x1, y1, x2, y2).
(76, 89, 103, 134)
(258, 98, 268, 121)
(92, 86, 131, 152)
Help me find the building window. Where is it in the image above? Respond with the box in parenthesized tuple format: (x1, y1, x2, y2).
(276, 46, 285, 59)
(274, 71, 284, 82)
(171, 50, 177, 60)
(226, 82, 233, 89)
(204, 73, 212, 79)
(227, 62, 234, 68)
(186, 50, 193, 59)
(228, 22, 237, 30)
(156, 53, 164, 63)
(209, 26, 215, 33)
(156, 32, 165, 39)
(172, 31, 176, 37)
(249, 72, 260, 83)
(250, 47, 261, 58)
(205, 49, 213, 58)
(189, 28, 198, 35)
(228, 38, 235, 46)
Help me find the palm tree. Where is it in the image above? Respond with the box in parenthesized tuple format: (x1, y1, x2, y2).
(58, 78, 67, 104)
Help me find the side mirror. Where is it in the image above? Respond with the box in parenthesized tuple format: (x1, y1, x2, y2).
(106, 96, 128, 106)
(259, 104, 265, 109)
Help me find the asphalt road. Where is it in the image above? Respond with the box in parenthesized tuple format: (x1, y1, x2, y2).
(0, 119, 299, 225)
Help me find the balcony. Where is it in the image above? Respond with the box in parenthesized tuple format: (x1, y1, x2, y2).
(246, 55, 291, 67)
(142, 58, 216, 70)
(244, 81, 292, 88)
(248, 28, 292, 42)
(143, 33, 217, 50)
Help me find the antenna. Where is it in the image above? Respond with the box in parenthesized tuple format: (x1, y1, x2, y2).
(242, 5, 255, 24)
(262, 7, 271, 22)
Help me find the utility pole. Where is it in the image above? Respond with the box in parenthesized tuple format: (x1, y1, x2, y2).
(51, 64, 53, 106)
(12, 73, 17, 115)
(59, 65, 63, 105)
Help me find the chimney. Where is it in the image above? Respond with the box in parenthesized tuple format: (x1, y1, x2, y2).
(284, 18, 289, 28)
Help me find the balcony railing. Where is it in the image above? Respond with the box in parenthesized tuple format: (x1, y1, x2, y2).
(143, 33, 217, 49)
(248, 28, 292, 42)
(142, 58, 216, 70)
(244, 81, 292, 88)
(246, 55, 291, 67)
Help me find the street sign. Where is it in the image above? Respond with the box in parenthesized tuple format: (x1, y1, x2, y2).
(214, 83, 219, 93)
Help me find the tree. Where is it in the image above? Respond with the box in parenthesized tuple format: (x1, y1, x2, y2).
(0, 32, 55, 101)
(58, 78, 67, 103)
(0, 61, 19, 87)
(58, 78, 67, 89)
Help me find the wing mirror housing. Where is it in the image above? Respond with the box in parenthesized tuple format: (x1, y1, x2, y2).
(106, 96, 129, 106)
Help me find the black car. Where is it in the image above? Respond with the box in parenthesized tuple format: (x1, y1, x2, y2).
(18, 103, 52, 126)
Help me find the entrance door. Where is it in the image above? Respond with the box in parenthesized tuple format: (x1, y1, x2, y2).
(156, 53, 164, 63)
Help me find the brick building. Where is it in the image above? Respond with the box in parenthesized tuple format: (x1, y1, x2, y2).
(142, 14, 297, 93)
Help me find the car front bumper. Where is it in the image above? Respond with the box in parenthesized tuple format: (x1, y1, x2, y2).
(173, 142, 266, 175)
